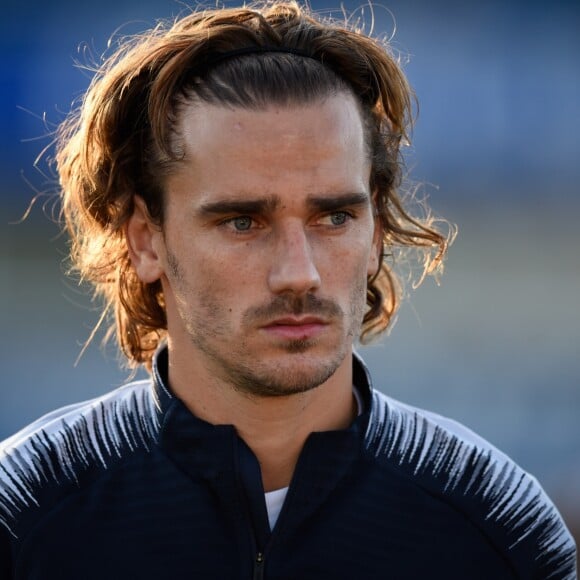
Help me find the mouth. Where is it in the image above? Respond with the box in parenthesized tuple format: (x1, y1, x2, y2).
(261, 316, 328, 341)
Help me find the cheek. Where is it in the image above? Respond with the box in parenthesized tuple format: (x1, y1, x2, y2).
(191, 253, 263, 310)
(319, 238, 372, 292)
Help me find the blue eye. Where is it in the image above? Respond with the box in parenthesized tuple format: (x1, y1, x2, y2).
(232, 216, 253, 231)
(330, 212, 349, 226)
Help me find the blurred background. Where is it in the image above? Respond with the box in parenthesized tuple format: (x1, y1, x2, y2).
(1, 0, 578, 543)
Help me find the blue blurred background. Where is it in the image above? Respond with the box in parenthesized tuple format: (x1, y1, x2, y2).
(1, 0, 578, 539)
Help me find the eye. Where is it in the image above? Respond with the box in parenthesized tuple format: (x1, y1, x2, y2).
(228, 216, 253, 231)
(330, 211, 348, 226)
(321, 211, 351, 226)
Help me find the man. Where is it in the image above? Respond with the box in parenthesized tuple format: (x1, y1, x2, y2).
(0, 2, 576, 578)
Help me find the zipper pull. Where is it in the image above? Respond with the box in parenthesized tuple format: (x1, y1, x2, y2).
(253, 552, 265, 580)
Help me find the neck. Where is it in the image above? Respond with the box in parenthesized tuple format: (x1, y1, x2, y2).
(166, 346, 356, 492)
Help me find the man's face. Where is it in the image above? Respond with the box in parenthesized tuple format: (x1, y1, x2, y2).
(144, 93, 380, 396)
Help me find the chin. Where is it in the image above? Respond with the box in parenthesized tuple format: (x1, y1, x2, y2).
(236, 345, 349, 398)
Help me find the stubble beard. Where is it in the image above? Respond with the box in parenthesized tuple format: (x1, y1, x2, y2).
(189, 288, 367, 398)
(188, 299, 351, 398)
(167, 251, 368, 398)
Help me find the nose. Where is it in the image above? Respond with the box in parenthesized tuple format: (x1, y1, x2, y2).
(268, 222, 321, 296)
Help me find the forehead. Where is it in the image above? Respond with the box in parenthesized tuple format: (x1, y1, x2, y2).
(166, 93, 371, 202)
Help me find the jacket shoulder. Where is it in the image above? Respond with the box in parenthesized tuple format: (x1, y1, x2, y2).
(365, 390, 577, 579)
(0, 380, 159, 538)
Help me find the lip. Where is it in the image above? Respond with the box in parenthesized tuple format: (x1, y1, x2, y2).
(261, 316, 328, 340)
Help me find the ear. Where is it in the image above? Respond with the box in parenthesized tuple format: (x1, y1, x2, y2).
(367, 206, 383, 278)
(125, 196, 165, 283)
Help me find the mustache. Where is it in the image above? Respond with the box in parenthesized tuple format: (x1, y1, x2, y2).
(244, 294, 342, 324)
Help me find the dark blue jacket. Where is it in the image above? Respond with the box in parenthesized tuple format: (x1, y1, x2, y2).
(0, 348, 576, 578)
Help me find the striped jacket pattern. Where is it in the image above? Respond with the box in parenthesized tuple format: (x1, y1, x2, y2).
(0, 348, 576, 578)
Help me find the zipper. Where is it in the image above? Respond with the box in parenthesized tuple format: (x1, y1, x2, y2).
(234, 435, 269, 579)
(250, 447, 305, 579)
(253, 552, 265, 580)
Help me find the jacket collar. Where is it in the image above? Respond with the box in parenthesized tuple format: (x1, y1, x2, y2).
(150, 344, 374, 440)
(150, 346, 375, 541)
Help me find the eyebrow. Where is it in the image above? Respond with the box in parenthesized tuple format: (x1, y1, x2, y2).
(197, 192, 370, 216)
(306, 192, 370, 212)
(198, 196, 280, 216)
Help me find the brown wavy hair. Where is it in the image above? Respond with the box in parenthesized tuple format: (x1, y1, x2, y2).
(56, 1, 452, 370)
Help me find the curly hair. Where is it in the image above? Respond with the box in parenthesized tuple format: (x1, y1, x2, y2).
(56, 1, 451, 370)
